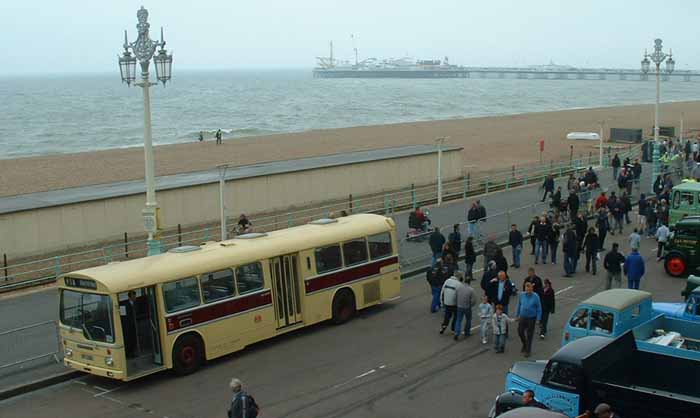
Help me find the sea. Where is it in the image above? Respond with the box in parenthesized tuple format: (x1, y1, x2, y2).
(2, 69, 700, 160)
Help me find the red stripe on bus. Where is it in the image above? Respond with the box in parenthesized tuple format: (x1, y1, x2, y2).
(304, 256, 399, 294)
(166, 291, 272, 332)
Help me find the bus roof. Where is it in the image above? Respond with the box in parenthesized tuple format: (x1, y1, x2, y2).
(581, 289, 651, 311)
(673, 181, 700, 192)
(59, 214, 395, 294)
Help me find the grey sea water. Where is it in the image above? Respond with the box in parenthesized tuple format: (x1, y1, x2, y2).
(1, 69, 700, 159)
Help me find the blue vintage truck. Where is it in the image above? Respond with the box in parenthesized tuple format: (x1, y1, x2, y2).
(561, 289, 700, 360)
(502, 332, 700, 417)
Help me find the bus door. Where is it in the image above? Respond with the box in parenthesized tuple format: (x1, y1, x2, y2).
(270, 254, 303, 328)
(118, 286, 163, 376)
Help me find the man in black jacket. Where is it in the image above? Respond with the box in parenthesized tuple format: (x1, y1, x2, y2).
(228, 378, 259, 418)
(534, 216, 551, 265)
(567, 191, 580, 221)
(522, 267, 544, 299)
(541, 174, 555, 202)
(574, 213, 588, 253)
(427, 259, 448, 312)
(467, 202, 481, 240)
(509, 224, 524, 268)
(603, 243, 626, 289)
(488, 271, 515, 314)
(429, 227, 445, 266)
(563, 226, 578, 277)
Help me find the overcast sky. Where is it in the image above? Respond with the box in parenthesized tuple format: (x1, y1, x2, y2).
(3, 0, 698, 75)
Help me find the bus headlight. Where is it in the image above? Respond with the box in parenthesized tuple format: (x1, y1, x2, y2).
(64, 348, 73, 357)
(104, 356, 114, 366)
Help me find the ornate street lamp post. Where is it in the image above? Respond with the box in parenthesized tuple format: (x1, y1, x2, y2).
(118, 7, 173, 255)
(641, 38, 674, 193)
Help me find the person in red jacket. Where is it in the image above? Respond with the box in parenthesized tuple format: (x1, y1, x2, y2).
(595, 192, 608, 210)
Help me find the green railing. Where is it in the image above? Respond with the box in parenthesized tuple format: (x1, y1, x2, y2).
(0, 144, 642, 292)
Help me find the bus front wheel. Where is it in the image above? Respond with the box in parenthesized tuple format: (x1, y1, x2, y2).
(332, 289, 356, 324)
(173, 334, 203, 375)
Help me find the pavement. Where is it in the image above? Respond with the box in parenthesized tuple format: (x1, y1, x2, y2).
(0, 163, 659, 409)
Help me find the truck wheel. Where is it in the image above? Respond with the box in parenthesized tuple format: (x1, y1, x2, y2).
(331, 289, 356, 324)
(665, 255, 687, 277)
(172, 334, 203, 375)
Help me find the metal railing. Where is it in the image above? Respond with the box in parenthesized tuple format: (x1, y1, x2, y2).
(0, 321, 61, 372)
(0, 145, 642, 291)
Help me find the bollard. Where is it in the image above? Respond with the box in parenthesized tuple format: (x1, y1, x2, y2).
(384, 195, 390, 215)
(485, 177, 490, 193)
(524, 174, 529, 186)
(124, 232, 129, 258)
(3, 253, 7, 281)
(54, 256, 62, 279)
(178, 224, 182, 247)
(204, 227, 210, 242)
(411, 184, 417, 209)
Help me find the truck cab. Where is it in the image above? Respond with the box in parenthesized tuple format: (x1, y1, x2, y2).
(653, 287, 700, 321)
(664, 215, 700, 277)
(504, 333, 700, 418)
(562, 289, 652, 346)
(669, 182, 700, 227)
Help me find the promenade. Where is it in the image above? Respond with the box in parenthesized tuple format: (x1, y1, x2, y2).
(0, 162, 651, 397)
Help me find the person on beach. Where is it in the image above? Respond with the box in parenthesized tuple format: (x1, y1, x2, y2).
(198, 131, 204, 142)
(540, 279, 555, 338)
(478, 295, 494, 345)
(216, 129, 223, 144)
(492, 304, 516, 353)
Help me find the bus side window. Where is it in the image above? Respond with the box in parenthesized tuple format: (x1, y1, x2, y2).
(342, 238, 368, 266)
(235, 262, 264, 295)
(368, 232, 392, 260)
(201, 269, 235, 303)
(163, 277, 201, 313)
(315, 245, 342, 274)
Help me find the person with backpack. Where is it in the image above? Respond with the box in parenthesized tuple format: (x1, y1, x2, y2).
(228, 378, 259, 418)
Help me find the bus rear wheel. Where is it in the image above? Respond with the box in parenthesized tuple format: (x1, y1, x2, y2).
(173, 334, 203, 375)
(665, 255, 687, 278)
(332, 289, 356, 325)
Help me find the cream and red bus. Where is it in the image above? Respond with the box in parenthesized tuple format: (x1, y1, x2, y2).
(58, 214, 400, 380)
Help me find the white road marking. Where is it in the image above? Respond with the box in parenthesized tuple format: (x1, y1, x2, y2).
(355, 369, 377, 379)
(94, 386, 122, 398)
(555, 285, 574, 295)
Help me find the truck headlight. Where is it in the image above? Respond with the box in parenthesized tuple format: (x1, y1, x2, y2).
(104, 356, 114, 366)
(64, 348, 73, 357)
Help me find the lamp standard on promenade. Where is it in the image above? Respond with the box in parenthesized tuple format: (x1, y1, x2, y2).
(118, 7, 173, 255)
(641, 38, 675, 193)
(435, 136, 449, 206)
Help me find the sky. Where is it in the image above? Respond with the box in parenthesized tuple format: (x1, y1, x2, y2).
(2, 0, 698, 75)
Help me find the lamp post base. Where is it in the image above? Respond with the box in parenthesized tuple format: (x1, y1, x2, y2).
(147, 239, 162, 256)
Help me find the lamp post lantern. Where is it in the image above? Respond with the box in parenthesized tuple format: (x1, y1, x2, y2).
(118, 7, 173, 255)
(641, 38, 674, 193)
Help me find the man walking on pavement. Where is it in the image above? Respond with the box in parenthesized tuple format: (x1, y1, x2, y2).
(429, 227, 446, 266)
(467, 202, 480, 240)
(227, 378, 259, 418)
(454, 273, 476, 341)
(541, 174, 555, 202)
(534, 216, 551, 264)
(509, 224, 523, 268)
(603, 243, 626, 290)
(656, 222, 670, 261)
(440, 274, 461, 334)
(628, 228, 641, 252)
(522, 267, 544, 299)
(426, 259, 447, 313)
(563, 226, 578, 277)
(624, 248, 645, 290)
(516, 282, 542, 358)
(488, 271, 515, 314)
